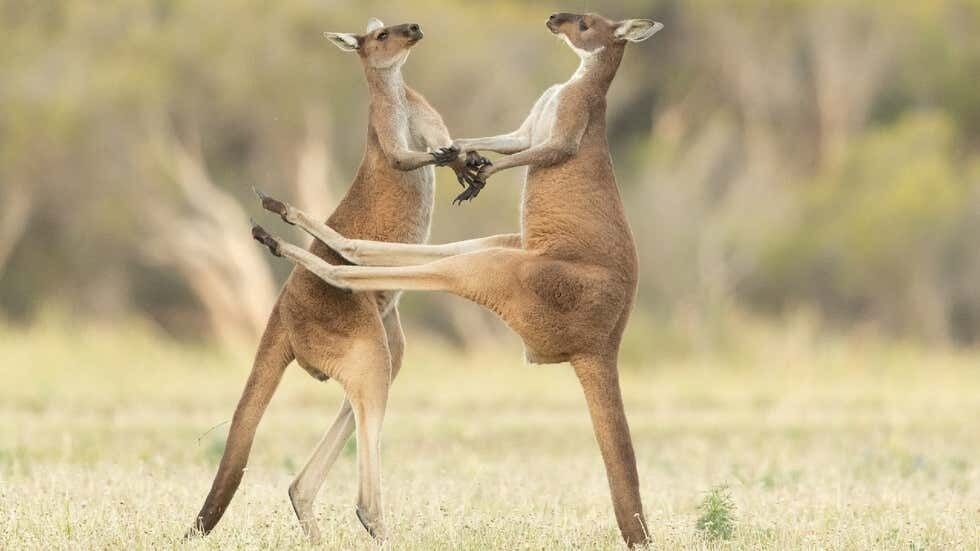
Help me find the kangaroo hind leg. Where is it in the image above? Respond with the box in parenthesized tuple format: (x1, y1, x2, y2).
(288, 309, 406, 542)
(187, 305, 293, 537)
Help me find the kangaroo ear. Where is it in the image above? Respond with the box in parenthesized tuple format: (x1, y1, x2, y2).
(366, 18, 385, 33)
(614, 19, 664, 42)
(323, 32, 360, 52)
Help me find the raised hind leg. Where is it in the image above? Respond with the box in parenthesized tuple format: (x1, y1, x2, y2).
(287, 309, 406, 542)
(254, 189, 520, 267)
(251, 222, 527, 298)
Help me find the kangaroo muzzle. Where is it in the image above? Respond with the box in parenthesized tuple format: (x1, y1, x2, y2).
(402, 23, 423, 43)
(546, 13, 578, 33)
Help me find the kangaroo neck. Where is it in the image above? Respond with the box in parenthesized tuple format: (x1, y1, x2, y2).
(567, 43, 623, 96)
(364, 65, 407, 105)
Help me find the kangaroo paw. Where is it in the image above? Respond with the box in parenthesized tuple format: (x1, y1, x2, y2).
(465, 150, 492, 169)
(453, 180, 485, 205)
(431, 145, 460, 166)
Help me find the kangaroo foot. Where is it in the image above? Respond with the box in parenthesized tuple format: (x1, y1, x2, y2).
(253, 187, 294, 225)
(251, 222, 282, 257)
(355, 506, 387, 541)
(181, 526, 203, 542)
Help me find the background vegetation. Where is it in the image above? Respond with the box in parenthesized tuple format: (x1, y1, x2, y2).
(3, 0, 980, 349)
(2, 1, 979, 548)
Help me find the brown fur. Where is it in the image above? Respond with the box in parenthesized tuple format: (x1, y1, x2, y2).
(187, 19, 474, 541)
(249, 11, 662, 547)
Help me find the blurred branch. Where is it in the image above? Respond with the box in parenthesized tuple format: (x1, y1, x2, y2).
(0, 187, 34, 279)
(139, 135, 278, 346)
(809, 8, 894, 164)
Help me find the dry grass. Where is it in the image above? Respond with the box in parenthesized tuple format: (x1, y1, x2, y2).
(1, 320, 979, 549)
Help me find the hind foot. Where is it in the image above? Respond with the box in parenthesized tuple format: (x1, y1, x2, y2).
(251, 222, 282, 257)
(253, 187, 295, 225)
(355, 506, 387, 541)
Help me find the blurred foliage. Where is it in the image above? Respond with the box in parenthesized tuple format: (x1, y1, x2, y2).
(1, 0, 979, 349)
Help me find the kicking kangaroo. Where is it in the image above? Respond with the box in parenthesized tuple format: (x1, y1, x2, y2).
(187, 18, 488, 541)
(251, 12, 663, 546)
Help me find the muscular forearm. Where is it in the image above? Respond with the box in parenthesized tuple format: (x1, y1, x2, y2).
(387, 149, 436, 171)
(489, 140, 577, 174)
(455, 134, 530, 155)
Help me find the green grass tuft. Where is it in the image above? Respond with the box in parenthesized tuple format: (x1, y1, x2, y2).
(696, 485, 737, 541)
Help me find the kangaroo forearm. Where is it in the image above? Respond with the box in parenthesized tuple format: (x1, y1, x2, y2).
(491, 141, 576, 173)
(455, 135, 530, 154)
(389, 149, 435, 171)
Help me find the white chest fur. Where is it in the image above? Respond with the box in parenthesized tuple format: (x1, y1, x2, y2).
(528, 41, 602, 147)
(530, 87, 562, 146)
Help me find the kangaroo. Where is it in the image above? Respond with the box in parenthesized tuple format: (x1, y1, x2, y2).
(251, 12, 663, 546)
(187, 18, 488, 542)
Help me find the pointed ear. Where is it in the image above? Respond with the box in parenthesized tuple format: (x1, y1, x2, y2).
(323, 32, 360, 52)
(365, 18, 385, 33)
(614, 19, 664, 42)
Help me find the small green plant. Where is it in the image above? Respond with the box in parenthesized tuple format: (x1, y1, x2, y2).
(696, 485, 737, 541)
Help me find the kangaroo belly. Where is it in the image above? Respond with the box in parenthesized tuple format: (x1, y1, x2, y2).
(280, 160, 434, 381)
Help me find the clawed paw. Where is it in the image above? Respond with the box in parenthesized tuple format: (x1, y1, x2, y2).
(453, 179, 485, 205)
(431, 145, 460, 166)
(465, 150, 492, 170)
(449, 150, 492, 193)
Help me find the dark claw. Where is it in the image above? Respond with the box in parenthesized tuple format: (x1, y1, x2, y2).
(431, 145, 460, 166)
(253, 187, 293, 225)
(251, 221, 282, 257)
(465, 150, 492, 170)
(452, 179, 485, 205)
(452, 162, 482, 188)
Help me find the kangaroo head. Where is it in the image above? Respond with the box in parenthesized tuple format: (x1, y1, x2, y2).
(324, 18, 423, 69)
(546, 12, 662, 56)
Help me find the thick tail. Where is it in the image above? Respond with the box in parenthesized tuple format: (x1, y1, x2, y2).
(188, 305, 293, 536)
(571, 354, 649, 547)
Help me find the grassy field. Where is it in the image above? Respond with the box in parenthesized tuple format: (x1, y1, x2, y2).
(1, 321, 979, 550)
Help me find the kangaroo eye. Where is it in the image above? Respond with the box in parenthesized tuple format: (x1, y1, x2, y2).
(579, 20, 588, 31)
(377, 31, 388, 41)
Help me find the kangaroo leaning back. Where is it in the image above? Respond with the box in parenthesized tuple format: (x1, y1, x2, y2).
(252, 12, 663, 547)
(186, 17, 484, 543)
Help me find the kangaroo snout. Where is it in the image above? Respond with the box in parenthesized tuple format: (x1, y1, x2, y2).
(406, 23, 423, 42)
(547, 13, 575, 33)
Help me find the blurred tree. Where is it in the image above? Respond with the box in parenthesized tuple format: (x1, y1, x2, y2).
(1, 0, 979, 348)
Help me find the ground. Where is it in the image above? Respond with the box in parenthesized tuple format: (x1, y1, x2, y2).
(1, 321, 978, 549)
